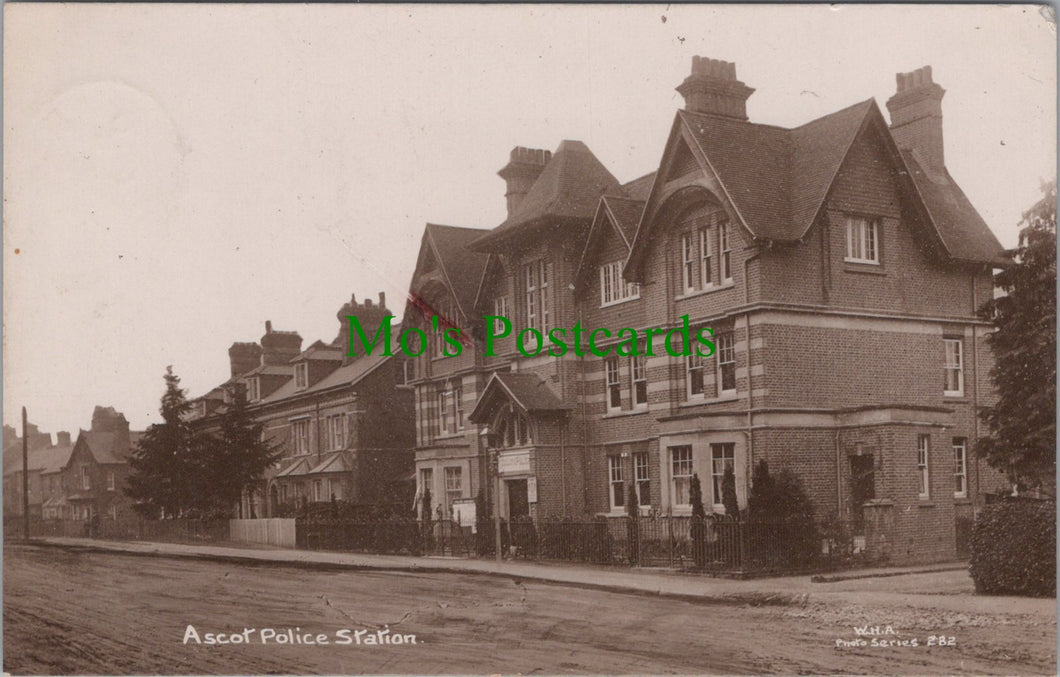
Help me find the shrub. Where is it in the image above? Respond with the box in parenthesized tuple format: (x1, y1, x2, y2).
(969, 499, 1055, 597)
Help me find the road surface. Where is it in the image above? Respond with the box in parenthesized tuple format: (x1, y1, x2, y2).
(3, 544, 1054, 675)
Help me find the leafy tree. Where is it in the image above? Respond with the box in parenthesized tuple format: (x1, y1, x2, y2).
(125, 366, 196, 518)
(195, 384, 283, 517)
(721, 463, 739, 519)
(748, 460, 814, 521)
(977, 180, 1057, 495)
(689, 473, 707, 567)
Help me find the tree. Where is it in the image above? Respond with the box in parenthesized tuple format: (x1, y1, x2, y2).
(721, 463, 739, 519)
(977, 180, 1057, 495)
(748, 460, 814, 521)
(689, 473, 707, 567)
(197, 384, 283, 517)
(125, 366, 196, 518)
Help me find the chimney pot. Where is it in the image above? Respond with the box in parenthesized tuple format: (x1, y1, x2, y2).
(379, 291, 386, 309)
(498, 146, 552, 216)
(677, 55, 754, 120)
(886, 65, 946, 171)
(265, 320, 272, 333)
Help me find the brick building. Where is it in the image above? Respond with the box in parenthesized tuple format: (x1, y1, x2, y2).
(188, 293, 415, 517)
(2, 407, 141, 522)
(402, 58, 1008, 563)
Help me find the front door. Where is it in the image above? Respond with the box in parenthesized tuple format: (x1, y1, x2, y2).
(506, 479, 529, 519)
(850, 454, 875, 528)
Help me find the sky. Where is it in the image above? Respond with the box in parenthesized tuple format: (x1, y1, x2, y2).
(3, 4, 1056, 435)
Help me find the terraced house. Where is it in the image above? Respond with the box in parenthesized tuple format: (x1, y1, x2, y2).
(403, 57, 1008, 563)
(187, 293, 414, 518)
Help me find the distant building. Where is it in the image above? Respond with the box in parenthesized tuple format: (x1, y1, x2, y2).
(188, 293, 415, 517)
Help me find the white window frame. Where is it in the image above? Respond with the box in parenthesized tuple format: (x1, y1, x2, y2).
(608, 456, 625, 512)
(605, 357, 622, 412)
(444, 466, 463, 517)
(438, 389, 450, 435)
(106, 471, 115, 491)
(81, 465, 90, 491)
(717, 332, 736, 395)
(686, 352, 706, 400)
(599, 261, 640, 307)
(710, 443, 735, 509)
(524, 263, 537, 331)
(631, 354, 648, 409)
(699, 227, 713, 288)
(719, 221, 733, 282)
(454, 384, 464, 431)
(292, 418, 311, 454)
(953, 437, 967, 499)
(325, 414, 345, 451)
(943, 338, 964, 396)
(493, 295, 510, 335)
(246, 377, 260, 403)
(845, 216, 880, 264)
(634, 451, 650, 508)
(670, 446, 693, 508)
(917, 434, 930, 499)
(294, 362, 308, 390)
(681, 232, 696, 293)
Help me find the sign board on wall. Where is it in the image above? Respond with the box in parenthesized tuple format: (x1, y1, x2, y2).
(497, 450, 531, 476)
(527, 477, 537, 503)
(452, 499, 476, 529)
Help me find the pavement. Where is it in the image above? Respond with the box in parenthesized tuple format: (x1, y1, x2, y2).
(28, 536, 1056, 619)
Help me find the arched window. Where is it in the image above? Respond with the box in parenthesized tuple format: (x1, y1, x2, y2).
(492, 409, 532, 448)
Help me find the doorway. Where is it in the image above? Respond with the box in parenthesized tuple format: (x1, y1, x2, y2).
(506, 479, 529, 519)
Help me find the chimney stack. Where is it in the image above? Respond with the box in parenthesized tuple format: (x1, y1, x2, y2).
(336, 292, 393, 364)
(676, 56, 755, 120)
(498, 147, 551, 216)
(886, 65, 946, 172)
(56, 431, 71, 447)
(90, 406, 131, 454)
(228, 342, 263, 377)
(260, 322, 303, 366)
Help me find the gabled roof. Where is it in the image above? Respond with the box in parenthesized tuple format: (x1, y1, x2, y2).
(3, 444, 75, 476)
(898, 150, 1007, 265)
(622, 172, 657, 201)
(81, 431, 136, 465)
(629, 100, 1003, 271)
(258, 332, 400, 406)
(292, 340, 343, 363)
(419, 223, 491, 320)
(471, 140, 621, 250)
(468, 372, 571, 423)
(307, 451, 351, 475)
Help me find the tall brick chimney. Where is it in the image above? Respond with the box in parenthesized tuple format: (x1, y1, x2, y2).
(260, 321, 303, 366)
(228, 342, 263, 377)
(498, 147, 551, 216)
(886, 66, 946, 172)
(56, 431, 72, 447)
(336, 292, 393, 364)
(90, 406, 131, 454)
(676, 56, 755, 120)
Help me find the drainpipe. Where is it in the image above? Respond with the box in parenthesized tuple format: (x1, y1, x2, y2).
(971, 268, 982, 504)
(835, 430, 843, 516)
(742, 245, 764, 502)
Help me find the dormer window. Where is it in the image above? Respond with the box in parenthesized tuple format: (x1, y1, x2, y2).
(294, 362, 308, 390)
(600, 261, 640, 307)
(246, 377, 260, 403)
(845, 216, 880, 264)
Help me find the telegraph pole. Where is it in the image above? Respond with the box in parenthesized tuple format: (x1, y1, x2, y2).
(22, 406, 29, 541)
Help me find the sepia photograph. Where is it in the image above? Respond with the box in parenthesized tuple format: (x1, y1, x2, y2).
(2, 3, 1056, 675)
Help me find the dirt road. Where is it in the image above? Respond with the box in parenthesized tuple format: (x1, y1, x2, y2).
(3, 544, 1054, 675)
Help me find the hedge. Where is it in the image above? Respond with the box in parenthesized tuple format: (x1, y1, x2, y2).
(969, 499, 1056, 597)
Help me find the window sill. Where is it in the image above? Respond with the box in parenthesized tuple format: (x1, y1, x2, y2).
(433, 432, 467, 441)
(679, 393, 740, 408)
(600, 296, 641, 309)
(843, 262, 886, 276)
(602, 408, 650, 420)
(675, 282, 735, 301)
(943, 393, 967, 401)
